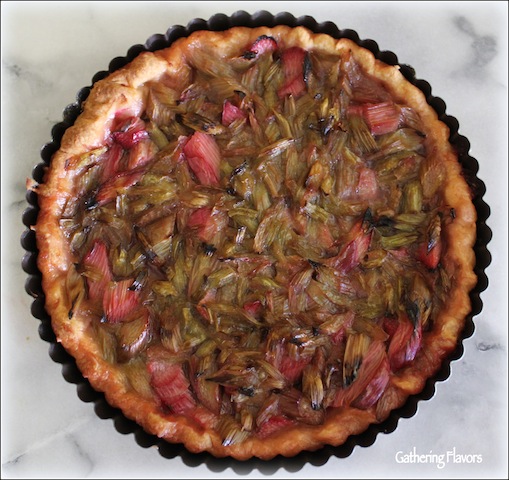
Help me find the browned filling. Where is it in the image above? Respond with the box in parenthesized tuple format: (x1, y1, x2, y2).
(59, 36, 452, 444)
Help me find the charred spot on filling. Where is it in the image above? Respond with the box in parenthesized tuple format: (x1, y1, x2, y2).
(242, 51, 257, 60)
(202, 243, 217, 256)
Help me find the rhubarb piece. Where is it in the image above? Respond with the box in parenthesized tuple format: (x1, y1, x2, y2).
(221, 100, 247, 126)
(116, 308, 151, 361)
(417, 214, 442, 270)
(363, 102, 401, 135)
(95, 168, 144, 207)
(387, 314, 423, 371)
(349, 102, 401, 136)
(112, 117, 149, 148)
(334, 340, 390, 407)
(243, 35, 278, 59)
(147, 356, 196, 414)
(187, 207, 228, 245)
(256, 415, 294, 438)
(82, 240, 112, 304)
(183, 131, 221, 186)
(102, 278, 142, 324)
(326, 217, 373, 273)
(277, 47, 310, 98)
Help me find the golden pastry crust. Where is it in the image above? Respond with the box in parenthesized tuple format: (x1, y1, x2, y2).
(34, 25, 477, 460)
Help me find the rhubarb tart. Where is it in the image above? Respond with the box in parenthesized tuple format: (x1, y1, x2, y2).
(31, 25, 477, 460)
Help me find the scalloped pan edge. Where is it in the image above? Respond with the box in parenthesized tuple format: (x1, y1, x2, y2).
(20, 9, 491, 471)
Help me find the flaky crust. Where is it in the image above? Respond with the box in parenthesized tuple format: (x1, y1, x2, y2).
(34, 26, 477, 460)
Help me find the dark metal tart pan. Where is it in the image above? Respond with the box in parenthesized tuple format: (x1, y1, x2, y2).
(21, 9, 491, 471)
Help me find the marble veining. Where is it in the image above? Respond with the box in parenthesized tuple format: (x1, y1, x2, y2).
(2, 2, 507, 479)
(453, 15, 498, 68)
(476, 340, 505, 351)
(3, 61, 24, 78)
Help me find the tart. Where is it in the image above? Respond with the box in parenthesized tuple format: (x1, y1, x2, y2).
(31, 25, 477, 460)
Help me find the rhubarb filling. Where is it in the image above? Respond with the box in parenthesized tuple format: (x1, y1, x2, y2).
(46, 31, 470, 448)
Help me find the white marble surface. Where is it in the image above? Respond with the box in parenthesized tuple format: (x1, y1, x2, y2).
(1, 1, 508, 478)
